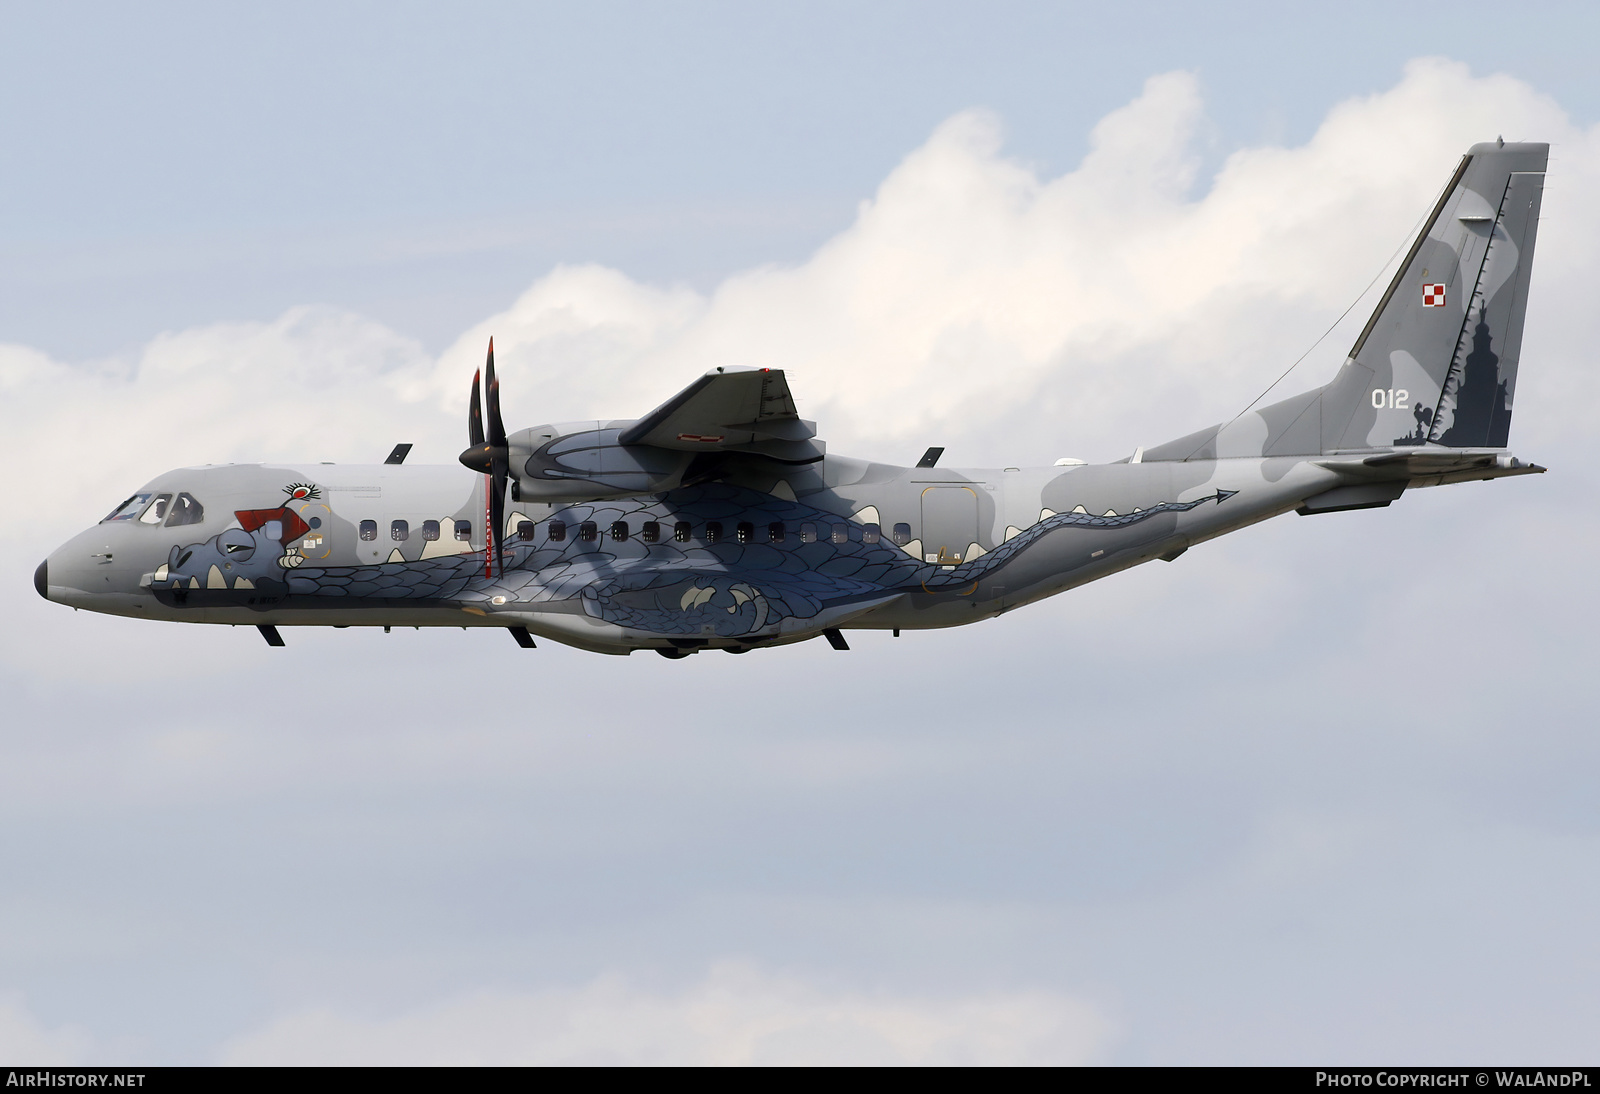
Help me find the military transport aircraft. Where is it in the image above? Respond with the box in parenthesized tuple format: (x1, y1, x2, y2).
(37, 141, 1547, 657)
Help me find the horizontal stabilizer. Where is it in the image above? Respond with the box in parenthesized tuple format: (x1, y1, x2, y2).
(1317, 447, 1545, 489)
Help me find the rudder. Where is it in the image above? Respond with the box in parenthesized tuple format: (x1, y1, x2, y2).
(1323, 141, 1547, 451)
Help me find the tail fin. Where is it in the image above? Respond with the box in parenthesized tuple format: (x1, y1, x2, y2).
(1321, 141, 1547, 451)
(1141, 141, 1547, 464)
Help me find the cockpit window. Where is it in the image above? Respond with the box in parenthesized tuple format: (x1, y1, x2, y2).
(165, 493, 205, 527)
(139, 495, 173, 524)
(102, 494, 152, 523)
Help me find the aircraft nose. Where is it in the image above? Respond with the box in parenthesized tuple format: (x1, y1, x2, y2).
(34, 559, 48, 600)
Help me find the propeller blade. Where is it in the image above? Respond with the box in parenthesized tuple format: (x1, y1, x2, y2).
(460, 339, 511, 576)
(467, 368, 484, 448)
(485, 339, 507, 448)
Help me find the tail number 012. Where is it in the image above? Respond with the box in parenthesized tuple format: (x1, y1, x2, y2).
(1371, 388, 1410, 409)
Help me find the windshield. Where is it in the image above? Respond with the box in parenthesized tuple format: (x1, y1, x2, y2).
(165, 493, 204, 527)
(138, 494, 173, 524)
(101, 494, 153, 523)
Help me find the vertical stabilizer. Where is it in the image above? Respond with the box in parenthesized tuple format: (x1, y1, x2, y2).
(1323, 141, 1547, 451)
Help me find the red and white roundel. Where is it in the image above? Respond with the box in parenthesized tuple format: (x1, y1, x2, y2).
(1422, 283, 1447, 307)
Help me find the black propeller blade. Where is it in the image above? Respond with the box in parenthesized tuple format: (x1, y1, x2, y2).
(486, 343, 507, 449)
(468, 368, 485, 449)
(459, 338, 509, 577)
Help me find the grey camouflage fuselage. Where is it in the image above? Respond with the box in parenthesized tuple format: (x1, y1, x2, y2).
(38, 142, 1548, 656)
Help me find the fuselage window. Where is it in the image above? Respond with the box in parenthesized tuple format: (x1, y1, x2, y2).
(165, 493, 205, 527)
(517, 520, 535, 541)
(454, 520, 472, 541)
(893, 522, 912, 545)
(421, 520, 440, 541)
(800, 522, 817, 543)
(548, 520, 566, 542)
(138, 495, 173, 525)
(767, 521, 785, 543)
(359, 520, 377, 541)
(391, 520, 409, 541)
(674, 521, 692, 542)
(579, 521, 598, 542)
(736, 521, 753, 544)
(830, 523, 848, 544)
(862, 523, 881, 544)
(641, 521, 661, 543)
(705, 521, 722, 544)
(102, 494, 153, 523)
(610, 521, 629, 542)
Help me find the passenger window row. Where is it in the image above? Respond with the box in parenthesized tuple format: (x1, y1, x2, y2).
(508, 519, 900, 546)
(352, 517, 916, 549)
(358, 519, 473, 543)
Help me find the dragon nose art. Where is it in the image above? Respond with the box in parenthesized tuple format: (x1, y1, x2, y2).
(34, 559, 48, 600)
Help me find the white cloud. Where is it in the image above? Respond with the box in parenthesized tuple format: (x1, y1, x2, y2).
(0, 994, 91, 1065)
(2, 305, 438, 530)
(218, 963, 1112, 1066)
(4, 54, 1595, 791)
(9, 57, 1594, 547)
(423, 59, 1595, 466)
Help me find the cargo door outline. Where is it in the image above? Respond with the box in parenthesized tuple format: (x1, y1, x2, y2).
(920, 486, 979, 566)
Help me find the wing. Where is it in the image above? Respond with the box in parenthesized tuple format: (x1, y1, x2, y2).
(617, 367, 824, 463)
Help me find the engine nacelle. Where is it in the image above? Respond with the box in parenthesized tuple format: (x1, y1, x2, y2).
(509, 421, 692, 502)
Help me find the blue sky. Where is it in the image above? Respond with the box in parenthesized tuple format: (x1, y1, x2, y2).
(8, 0, 1600, 358)
(2, 1, 1598, 1064)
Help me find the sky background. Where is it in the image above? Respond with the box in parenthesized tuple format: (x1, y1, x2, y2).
(2, 0, 1598, 1064)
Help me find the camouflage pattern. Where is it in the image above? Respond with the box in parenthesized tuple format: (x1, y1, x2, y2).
(38, 143, 1550, 655)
